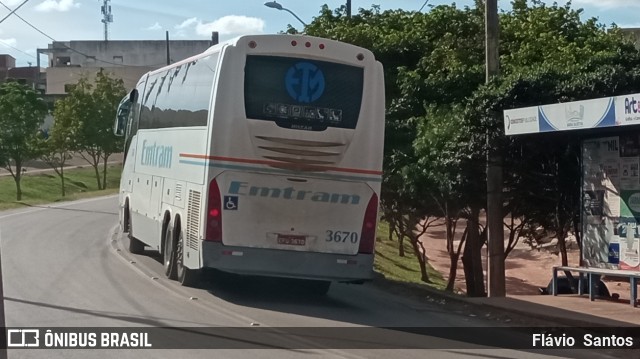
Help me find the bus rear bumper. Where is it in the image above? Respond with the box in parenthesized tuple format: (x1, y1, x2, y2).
(202, 242, 374, 282)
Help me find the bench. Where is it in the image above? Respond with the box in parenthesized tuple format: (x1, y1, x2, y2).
(552, 266, 640, 308)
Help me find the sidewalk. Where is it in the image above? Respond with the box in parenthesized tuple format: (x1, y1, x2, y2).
(468, 294, 639, 327)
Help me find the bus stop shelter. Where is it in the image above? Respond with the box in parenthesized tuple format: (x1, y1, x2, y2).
(504, 93, 640, 306)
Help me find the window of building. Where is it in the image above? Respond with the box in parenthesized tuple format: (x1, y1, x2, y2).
(85, 56, 96, 65)
(113, 56, 123, 64)
(64, 84, 76, 93)
(56, 56, 71, 66)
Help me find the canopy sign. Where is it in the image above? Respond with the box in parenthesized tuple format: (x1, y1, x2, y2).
(504, 93, 640, 135)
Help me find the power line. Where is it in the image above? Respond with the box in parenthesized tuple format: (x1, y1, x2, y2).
(0, 38, 36, 59)
(0, 0, 28, 25)
(418, 0, 430, 12)
(0, 0, 54, 42)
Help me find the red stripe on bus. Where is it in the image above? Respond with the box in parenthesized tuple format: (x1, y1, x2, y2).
(179, 153, 383, 175)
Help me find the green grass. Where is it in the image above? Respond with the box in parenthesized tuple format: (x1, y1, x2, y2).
(374, 221, 447, 291)
(0, 166, 122, 210)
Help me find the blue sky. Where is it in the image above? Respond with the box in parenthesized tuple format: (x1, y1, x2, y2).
(0, 0, 637, 67)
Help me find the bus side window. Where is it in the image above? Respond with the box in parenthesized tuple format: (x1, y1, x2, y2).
(127, 90, 140, 138)
(124, 87, 142, 159)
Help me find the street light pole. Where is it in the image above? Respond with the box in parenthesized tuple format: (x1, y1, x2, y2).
(485, 0, 505, 298)
(264, 1, 307, 27)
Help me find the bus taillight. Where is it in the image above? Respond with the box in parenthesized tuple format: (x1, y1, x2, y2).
(206, 179, 223, 242)
(359, 193, 378, 254)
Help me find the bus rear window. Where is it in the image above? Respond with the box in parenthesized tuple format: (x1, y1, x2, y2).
(244, 55, 364, 131)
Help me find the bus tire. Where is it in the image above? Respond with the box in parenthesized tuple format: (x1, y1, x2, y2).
(176, 224, 200, 287)
(163, 224, 177, 280)
(304, 280, 331, 296)
(127, 210, 145, 254)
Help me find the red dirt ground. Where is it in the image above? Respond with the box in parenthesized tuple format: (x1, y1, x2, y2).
(419, 219, 633, 301)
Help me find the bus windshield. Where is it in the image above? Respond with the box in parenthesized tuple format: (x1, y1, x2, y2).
(244, 55, 364, 131)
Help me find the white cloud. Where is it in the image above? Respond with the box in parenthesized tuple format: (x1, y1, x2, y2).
(573, 0, 640, 9)
(145, 22, 162, 31)
(174, 15, 265, 37)
(196, 15, 265, 36)
(175, 17, 198, 30)
(3, 0, 25, 6)
(35, 0, 80, 12)
(0, 38, 18, 47)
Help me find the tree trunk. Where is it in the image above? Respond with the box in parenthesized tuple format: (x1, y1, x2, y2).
(463, 207, 485, 297)
(61, 164, 65, 197)
(445, 216, 465, 292)
(93, 162, 102, 190)
(398, 215, 407, 257)
(573, 217, 582, 266)
(410, 236, 429, 282)
(11, 158, 23, 201)
(462, 243, 476, 296)
(558, 230, 568, 266)
(15, 170, 22, 201)
(446, 253, 459, 291)
(102, 154, 109, 189)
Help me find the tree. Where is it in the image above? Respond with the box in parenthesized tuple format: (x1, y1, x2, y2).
(301, 0, 640, 295)
(45, 99, 76, 196)
(55, 69, 125, 189)
(0, 81, 47, 200)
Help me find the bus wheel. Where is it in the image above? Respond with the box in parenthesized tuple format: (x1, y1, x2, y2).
(176, 226, 200, 287)
(163, 224, 177, 280)
(127, 210, 145, 254)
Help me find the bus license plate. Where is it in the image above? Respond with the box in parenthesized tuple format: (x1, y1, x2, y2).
(277, 235, 306, 246)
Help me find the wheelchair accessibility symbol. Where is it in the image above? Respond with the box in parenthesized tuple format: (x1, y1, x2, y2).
(224, 196, 238, 210)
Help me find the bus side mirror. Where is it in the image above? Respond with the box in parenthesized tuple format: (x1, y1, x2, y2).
(129, 88, 138, 102)
(113, 89, 137, 136)
(113, 105, 129, 136)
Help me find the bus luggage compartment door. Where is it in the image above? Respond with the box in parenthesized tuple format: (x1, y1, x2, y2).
(213, 171, 374, 256)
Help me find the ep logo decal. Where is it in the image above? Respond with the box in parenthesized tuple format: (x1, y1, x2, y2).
(285, 62, 325, 103)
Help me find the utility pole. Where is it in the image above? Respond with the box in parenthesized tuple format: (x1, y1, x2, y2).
(346, 0, 351, 18)
(0, 228, 7, 359)
(211, 31, 219, 46)
(165, 31, 170, 65)
(101, 0, 113, 41)
(485, 0, 505, 297)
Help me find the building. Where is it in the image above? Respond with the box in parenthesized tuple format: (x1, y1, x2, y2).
(0, 54, 15, 80)
(0, 54, 44, 90)
(42, 39, 215, 95)
(620, 28, 640, 49)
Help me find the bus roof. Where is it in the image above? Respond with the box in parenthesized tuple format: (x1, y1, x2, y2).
(145, 34, 376, 78)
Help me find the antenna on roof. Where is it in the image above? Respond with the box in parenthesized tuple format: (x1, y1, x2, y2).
(100, 0, 113, 41)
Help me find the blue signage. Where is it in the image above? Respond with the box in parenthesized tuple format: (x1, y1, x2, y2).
(285, 62, 325, 103)
(608, 243, 620, 264)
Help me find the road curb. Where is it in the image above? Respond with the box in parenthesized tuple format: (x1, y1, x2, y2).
(372, 274, 637, 329)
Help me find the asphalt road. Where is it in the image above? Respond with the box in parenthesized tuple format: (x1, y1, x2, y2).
(0, 196, 627, 359)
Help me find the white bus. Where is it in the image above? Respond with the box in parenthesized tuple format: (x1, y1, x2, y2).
(114, 34, 385, 294)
